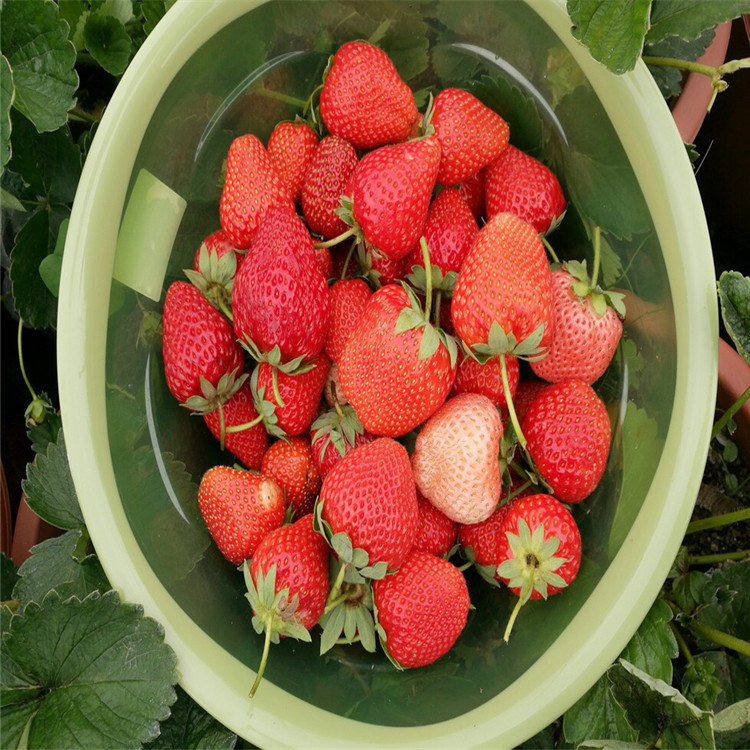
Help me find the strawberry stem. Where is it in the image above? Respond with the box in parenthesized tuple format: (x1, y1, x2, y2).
(225, 413, 264, 433)
(590, 225, 601, 290)
(540, 235, 560, 265)
(218, 297, 233, 322)
(503, 579, 533, 643)
(218, 402, 226, 450)
(324, 562, 349, 614)
(255, 86, 309, 110)
(420, 237, 433, 322)
(271, 366, 284, 408)
(340, 239, 357, 280)
(249, 616, 274, 698)
(500, 353, 526, 449)
(314, 225, 357, 249)
(434, 290, 443, 328)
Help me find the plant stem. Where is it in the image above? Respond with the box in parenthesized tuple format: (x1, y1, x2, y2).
(255, 87, 309, 110)
(688, 620, 750, 657)
(225, 413, 264, 433)
(540, 235, 560, 264)
(501, 353, 526, 448)
(324, 563, 348, 614)
(670, 620, 695, 666)
(249, 619, 274, 698)
(420, 237, 433, 322)
(314, 225, 357, 249)
(17, 318, 37, 403)
(712, 385, 750, 439)
(685, 508, 750, 534)
(688, 549, 750, 566)
(340, 239, 357, 280)
(68, 105, 98, 124)
(590, 225, 601, 289)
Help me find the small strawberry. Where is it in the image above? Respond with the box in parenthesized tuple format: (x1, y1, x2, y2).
(301, 135, 359, 240)
(197, 465, 285, 565)
(231, 204, 330, 362)
(411, 392, 503, 524)
(373, 550, 470, 668)
(219, 134, 293, 248)
(485, 145, 566, 234)
(314, 244, 333, 281)
(310, 403, 377, 478)
(190, 229, 243, 274)
(513, 378, 551, 423)
(267, 119, 319, 204)
(458, 504, 510, 569)
(451, 351, 520, 412)
(319, 41, 418, 150)
(324, 279, 373, 363)
(495, 493, 582, 642)
(412, 490, 458, 557)
(244, 514, 329, 696)
(261, 436, 321, 517)
(162, 281, 243, 404)
(184, 234, 238, 319)
(427, 88, 510, 186)
(456, 168, 486, 220)
(317, 437, 418, 576)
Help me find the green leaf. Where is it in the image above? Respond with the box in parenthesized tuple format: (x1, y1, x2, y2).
(26, 412, 62, 455)
(700, 650, 750, 712)
(21, 428, 84, 531)
(713, 698, 750, 750)
(0, 590, 178, 749)
(646, 0, 750, 45)
(718, 271, 750, 365)
(0, 54, 13, 171)
(696, 559, 750, 643)
(1, 553, 20, 603)
(619, 598, 677, 683)
(12, 530, 110, 610)
(567, 0, 652, 74)
(418, 323, 441, 361)
(38, 216, 68, 298)
(58, 0, 88, 47)
(140, 2, 168, 36)
(82, 11, 132, 76)
(644, 28, 715, 98)
(0, 0, 78, 133)
(146, 685, 238, 750)
(98, 0, 135, 26)
(608, 659, 715, 749)
(681, 657, 722, 711)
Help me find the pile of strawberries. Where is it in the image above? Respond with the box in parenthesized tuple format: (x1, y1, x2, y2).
(160, 40, 626, 694)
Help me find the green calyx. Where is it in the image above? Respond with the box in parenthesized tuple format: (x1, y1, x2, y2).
(310, 403, 364, 459)
(469, 320, 547, 363)
(183, 243, 236, 320)
(565, 259, 626, 319)
(247, 365, 288, 441)
(496, 518, 569, 643)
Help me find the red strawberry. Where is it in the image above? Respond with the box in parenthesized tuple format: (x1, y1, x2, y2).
(451, 351, 520, 412)
(267, 120, 319, 204)
(411, 393, 503, 524)
(521, 379, 611, 503)
(337, 283, 457, 438)
(456, 168, 486, 220)
(485, 145, 566, 234)
(319, 41, 418, 150)
(513, 378, 551, 423)
(301, 135, 359, 240)
(314, 244, 333, 280)
(344, 136, 442, 261)
(530, 264, 624, 385)
(162, 281, 243, 404)
(219, 134, 293, 248)
(373, 550, 470, 668)
(191, 229, 243, 274)
(360, 245, 409, 287)
(245, 514, 329, 696)
(318, 437, 418, 574)
(185, 233, 239, 319)
(458, 503, 510, 568)
(197, 465, 285, 565)
(495, 493, 582, 641)
(231, 204, 330, 362)
(310, 404, 377, 478)
(412, 490, 458, 557)
(261, 436, 321, 517)
(324, 279, 373, 363)
(253, 353, 330, 438)
(428, 88, 509, 186)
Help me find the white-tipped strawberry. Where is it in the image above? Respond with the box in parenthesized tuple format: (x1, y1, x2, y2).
(411, 392, 503, 524)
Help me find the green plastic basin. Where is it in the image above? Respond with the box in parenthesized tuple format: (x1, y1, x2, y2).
(58, 1, 718, 747)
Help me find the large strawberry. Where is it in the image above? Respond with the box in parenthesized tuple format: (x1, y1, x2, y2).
(231, 204, 330, 362)
(319, 41, 418, 150)
(411, 490, 458, 557)
(261, 436, 321, 518)
(485, 145, 566, 234)
(337, 283, 457, 437)
(324, 279, 373, 363)
(411, 392, 503, 524)
(162, 281, 243, 404)
(427, 88, 509, 186)
(373, 550, 470, 668)
(244, 514, 329, 697)
(197, 466, 285, 565)
(496, 493, 582, 642)
(219, 134, 293, 248)
(317, 437, 418, 577)
(521, 379, 611, 504)
(267, 119, 319, 204)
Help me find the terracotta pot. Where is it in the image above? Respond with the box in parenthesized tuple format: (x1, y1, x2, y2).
(717, 337, 750, 465)
(670, 20, 732, 143)
(10, 496, 62, 567)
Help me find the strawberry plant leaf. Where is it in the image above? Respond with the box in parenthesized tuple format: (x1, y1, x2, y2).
(619, 598, 678, 684)
(0, 590, 178, 749)
(0, 0, 78, 134)
(700, 651, 750, 712)
(646, 0, 749, 45)
(681, 657, 722, 711)
(147, 685, 238, 750)
(717, 271, 750, 365)
(21, 428, 84, 531)
(694, 560, 750, 644)
(713, 698, 750, 750)
(644, 28, 715, 98)
(1, 553, 20, 603)
(81, 12, 132, 76)
(0, 54, 13, 170)
(567, 0, 652, 75)
(38, 216, 68, 298)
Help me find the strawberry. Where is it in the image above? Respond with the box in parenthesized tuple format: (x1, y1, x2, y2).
(322, 362, 346, 407)
(495, 493, 582, 641)
(456, 168, 486, 220)
(412, 490, 458, 557)
(301, 135, 359, 240)
(343, 135, 442, 261)
(324, 279, 373, 363)
(310, 404, 377, 478)
(231, 204, 330, 362)
(411, 392, 503, 524)
(162, 281, 243, 404)
(314, 244, 333, 280)
(373, 550, 470, 668)
(317, 437, 418, 575)
(451, 351, 520, 412)
(190, 229, 243, 274)
(337, 283, 457, 438)
(184, 233, 238, 319)
(521, 379, 611, 504)
(458, 503, 510, 569)
(513, 378, 551, 423)
(267, 119, 319, 204)
(530, 263, 624, 385)
(261, 436, 321, 517)
(359, 245, 409, 287)
(427, 88, 509, 186)
(244, 514, 329, 697)
(319, 41, 418, 150)
(485, 145, 566, 234)
(197, 465, 285, 565)
(219, 134, 293, 248)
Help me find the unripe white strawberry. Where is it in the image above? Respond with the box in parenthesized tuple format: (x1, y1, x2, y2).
(410, 392, 502, 524)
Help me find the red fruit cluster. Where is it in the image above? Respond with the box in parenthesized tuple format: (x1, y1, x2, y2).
(159, 40, 625, 689)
